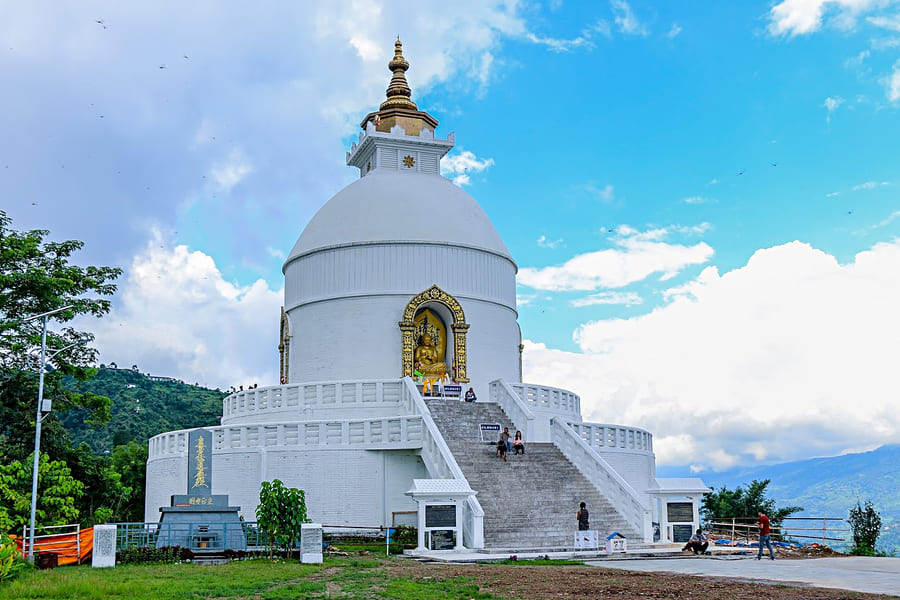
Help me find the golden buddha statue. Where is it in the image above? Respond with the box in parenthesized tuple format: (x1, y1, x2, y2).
(414, 333, 447, 377)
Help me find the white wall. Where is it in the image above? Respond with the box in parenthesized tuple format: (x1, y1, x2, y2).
(145, 447, 427, 525)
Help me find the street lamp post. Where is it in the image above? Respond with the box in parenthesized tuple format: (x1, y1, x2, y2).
(22, 305, 73, 563)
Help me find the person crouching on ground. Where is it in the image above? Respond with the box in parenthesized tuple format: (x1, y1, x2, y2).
(496, 438, 508, 462)
(682, 528, 709, 554)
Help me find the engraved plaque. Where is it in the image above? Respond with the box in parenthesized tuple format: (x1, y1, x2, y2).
(92, 524, 117, 568)
(425, 504, 456, 528)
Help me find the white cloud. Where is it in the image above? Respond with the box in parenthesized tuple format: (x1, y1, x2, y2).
(768, 0, 886, 36)
(844, 49, 870, 68)
(525, 20, 611, 52)
(82, 232, 282, 390)
(867, 13, 900, 30)
(852, 180, 890, 190)
(667, 23, 683, 38)
(683, 196, 711, 204)
(887, 59, 900, 102)
(826, 191, 841, 197)
(537, 235, 564, 249)
(210, 148, 253, 192)
(441, 149, 495, 186)
(576, 182, 616, 202)
(517, 225, 713, 291)
(611, 0, 649, 36)
(522, 239, 900, 468)
(823, 95, 844, 121)
(570, 291, 643, 307)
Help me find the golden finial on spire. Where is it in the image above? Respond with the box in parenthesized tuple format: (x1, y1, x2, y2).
(381, 39, 416, 111)
(360, 39, 438, 135)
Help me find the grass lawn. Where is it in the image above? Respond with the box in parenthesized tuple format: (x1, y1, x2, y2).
(3, 553, 496, 600)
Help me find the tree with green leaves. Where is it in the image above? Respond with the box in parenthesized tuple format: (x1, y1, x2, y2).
(848, 500, 882, 555)
(701, 479, 802, 532)
(0, 210, 122, 531)
(1, 209, 122, 457)
(256, 479, 309, 558)
(0, 452, 84, 533)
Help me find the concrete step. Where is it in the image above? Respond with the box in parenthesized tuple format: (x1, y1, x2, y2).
(423, 399, 642, 548)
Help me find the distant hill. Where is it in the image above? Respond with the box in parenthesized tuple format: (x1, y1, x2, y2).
(660, 445, 900, 553)
(59, 365, 226, 452)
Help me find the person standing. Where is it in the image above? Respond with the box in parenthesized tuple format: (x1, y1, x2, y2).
(756, 511, 775, 560)
(577, 502, 590, 531)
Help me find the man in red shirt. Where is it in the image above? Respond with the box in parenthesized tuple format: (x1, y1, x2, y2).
(756, 511, 775, 560)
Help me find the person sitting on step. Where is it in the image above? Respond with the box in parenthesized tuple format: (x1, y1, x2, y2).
(496, 438, 508, 462)
(513, 430, 525, 454)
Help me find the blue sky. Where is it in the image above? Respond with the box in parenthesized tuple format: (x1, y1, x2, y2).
(3, 1, 899, 471)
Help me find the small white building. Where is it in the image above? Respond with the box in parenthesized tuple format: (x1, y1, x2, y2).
(145, 40, 706, 550)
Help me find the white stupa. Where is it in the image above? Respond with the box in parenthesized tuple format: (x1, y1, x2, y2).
(145, 41, 707, 551)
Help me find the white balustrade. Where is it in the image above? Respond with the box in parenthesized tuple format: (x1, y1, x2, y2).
(221, 380, 405, 424)
(507, 382, 581, 419)
(488, 380, 536, 441)
(550, 417, 652, 542)
(148, 415, 425, 456)
(399, 377, 484, 549)
(568, 422, 653, 455)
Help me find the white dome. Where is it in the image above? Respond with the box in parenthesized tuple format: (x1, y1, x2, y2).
(286, 170, 513, 264)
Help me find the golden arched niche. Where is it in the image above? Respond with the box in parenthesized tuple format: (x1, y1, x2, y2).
(399, 285, 469, 383)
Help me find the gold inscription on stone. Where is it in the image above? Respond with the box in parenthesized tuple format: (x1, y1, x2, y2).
(192, 436, 208, 490)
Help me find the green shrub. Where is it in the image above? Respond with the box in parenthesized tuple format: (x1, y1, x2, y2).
(116, 545, 191, 565)
(0, 534, 31, 582)
(256, 480, 309, 559)
(848, 500, 882, 554)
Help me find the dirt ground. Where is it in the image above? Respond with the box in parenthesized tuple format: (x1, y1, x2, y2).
(385, 558, 895, 600)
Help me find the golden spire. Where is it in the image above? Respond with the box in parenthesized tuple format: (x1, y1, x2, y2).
(361, 39, 438, 136)
(380, 39, 417, 111)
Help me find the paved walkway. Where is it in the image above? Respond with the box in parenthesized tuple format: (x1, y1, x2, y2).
(585, 556, 900, 597)
(407, 548, 900, 597)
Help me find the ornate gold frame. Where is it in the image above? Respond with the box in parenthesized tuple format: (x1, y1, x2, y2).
(278, 307, 290, 384)
(399, 285, 469, 382)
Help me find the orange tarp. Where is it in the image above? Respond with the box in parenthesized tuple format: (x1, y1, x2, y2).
(11, 526, 94, 566)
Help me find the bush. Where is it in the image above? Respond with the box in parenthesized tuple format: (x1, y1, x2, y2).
(1, 534, 31, 582)
(848, 500, 882, 554)
(116, 545, 192, 565)
(256, 480, 309, 559)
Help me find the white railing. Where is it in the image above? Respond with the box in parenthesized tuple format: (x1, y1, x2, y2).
(399, 377, 484, 549)
(488, 380, 536, 441)
(568, 422, 653, 455)
(550, 417, 651, 542)
(221, 380, 405, 423)
(508, 382, 580, 419)
(148, 415, 425, 457)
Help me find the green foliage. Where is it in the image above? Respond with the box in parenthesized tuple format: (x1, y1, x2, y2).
(0, 210, 121, 374)
(256, 480, 309, 558)
(700, 479, 802, 529)
(0, 533, 31, 583)
(116, 545, 188, 565)
(0, 453, 84, 533)
(848, 500, 882, 553)
(58, 366, 226, 453)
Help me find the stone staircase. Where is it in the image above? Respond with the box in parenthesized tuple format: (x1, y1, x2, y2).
(424, 398, 643, 550)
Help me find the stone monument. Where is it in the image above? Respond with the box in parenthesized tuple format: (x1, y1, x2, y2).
(156, 429, 245, 551)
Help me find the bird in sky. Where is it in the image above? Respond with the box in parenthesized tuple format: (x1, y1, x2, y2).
(95, 19, 107, 29)
(737, 170, 744, 176)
